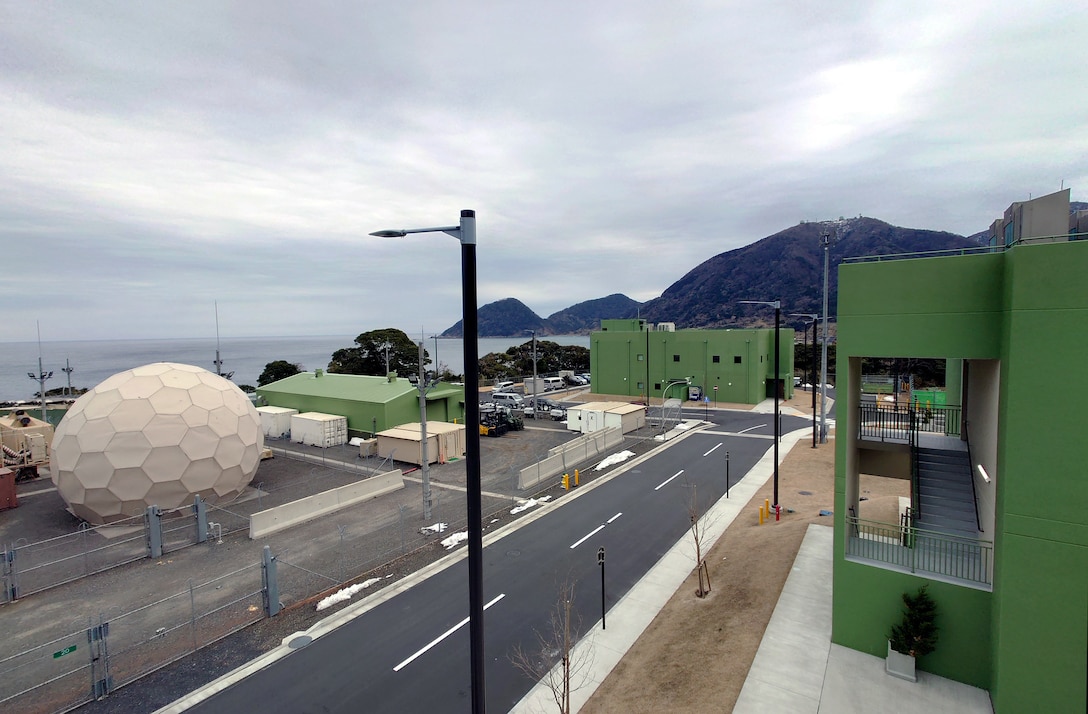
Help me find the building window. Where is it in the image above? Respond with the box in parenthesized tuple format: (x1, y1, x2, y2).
(654, 383, 661, 391)
(637, 382, 644, 390)
(672, 354, 680, 362)
(734, 356, 742, 364)
(637, 354, 644, 361)
(713, 355, 720, 363)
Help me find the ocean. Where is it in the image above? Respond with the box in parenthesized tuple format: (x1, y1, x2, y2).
(0, 335, 591, 403)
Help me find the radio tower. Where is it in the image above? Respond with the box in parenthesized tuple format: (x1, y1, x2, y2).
(213, 302, 234, 380)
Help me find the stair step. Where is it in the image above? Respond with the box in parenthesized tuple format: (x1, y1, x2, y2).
(918, 483, 974, 498)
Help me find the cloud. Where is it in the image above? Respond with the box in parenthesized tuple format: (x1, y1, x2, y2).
(1, 1, 1085, 341)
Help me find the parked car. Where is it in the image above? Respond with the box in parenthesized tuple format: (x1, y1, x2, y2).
(493, 380, 515, 392)
(492, 392, 525, 408)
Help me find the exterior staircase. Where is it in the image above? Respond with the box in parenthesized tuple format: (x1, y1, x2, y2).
(914, 448, 978, 537)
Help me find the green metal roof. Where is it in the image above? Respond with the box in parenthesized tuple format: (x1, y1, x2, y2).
(257, 372, 417, 404)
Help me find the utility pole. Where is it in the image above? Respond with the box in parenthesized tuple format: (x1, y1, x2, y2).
(61, 357, 74, 397)
(28, 322, 53, 422)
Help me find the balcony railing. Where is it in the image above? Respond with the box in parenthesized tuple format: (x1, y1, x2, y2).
(846, 516, 993, 588)
(858, 403, 961, 442)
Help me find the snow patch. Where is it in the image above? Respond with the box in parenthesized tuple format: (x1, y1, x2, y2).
(441, 531, 469, 549)
(315, 578, 382, 611)
(596, 450, 636, 471)
(420, 523, 448, 535)
(511, 495, 552, 514)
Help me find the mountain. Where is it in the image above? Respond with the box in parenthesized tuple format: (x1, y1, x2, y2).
(639, 217, 979, 329)
(544, 294, 641, 335)
(441, 216, 984, 337)
(440, 298, 546, 338)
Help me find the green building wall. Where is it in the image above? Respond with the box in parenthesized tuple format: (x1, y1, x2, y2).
(834, 242, 1088, 711)
(590, 320, 793, 404)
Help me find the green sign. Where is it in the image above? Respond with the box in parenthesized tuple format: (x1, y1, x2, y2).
(53, 645, 77, 659)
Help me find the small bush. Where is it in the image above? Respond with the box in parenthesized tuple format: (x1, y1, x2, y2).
(889, 585, 939, 657)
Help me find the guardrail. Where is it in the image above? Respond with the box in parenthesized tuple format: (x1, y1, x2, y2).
(845, 516, 992, 587)
(517, 428, 623, 490)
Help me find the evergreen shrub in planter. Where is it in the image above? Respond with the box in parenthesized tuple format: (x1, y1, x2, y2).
(886, 585, 939, 682)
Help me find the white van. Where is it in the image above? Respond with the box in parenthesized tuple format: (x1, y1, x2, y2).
(542, 377, 564, 391)
(493, 381, 515, 392)
(492, 392, 524, 408)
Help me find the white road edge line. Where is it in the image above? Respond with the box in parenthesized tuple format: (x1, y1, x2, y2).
(654, 470, 684, 491)
(569, 525, 606, 550)
(738, 424, 765, 434)
(702, 442, 723, 457)
(606, 512, 622, 524)
(393, 593, 506, 672)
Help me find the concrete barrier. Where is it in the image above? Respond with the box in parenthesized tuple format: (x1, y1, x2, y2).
(249, 470, 405, 539)
(518, 428, 623, 490)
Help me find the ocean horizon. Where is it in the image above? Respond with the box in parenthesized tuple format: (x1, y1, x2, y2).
(0, 334, 591, 403)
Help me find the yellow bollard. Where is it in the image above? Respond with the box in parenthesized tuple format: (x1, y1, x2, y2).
(765, 498, 770, 518)
(574, 469, 580, 487)
(563, 473, 570, 490)
(759, 505, 765, 525)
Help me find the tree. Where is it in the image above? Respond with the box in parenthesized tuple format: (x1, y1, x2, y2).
(686, 483, 712, 598)
(510, 579, 594, 714)
(889, 585, 939, 657)
(327, 329, 427, 377)
(479, 341, 591, 380)
(257, 360, 303, 386)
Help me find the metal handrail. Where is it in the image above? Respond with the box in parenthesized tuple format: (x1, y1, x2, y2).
(846, 515, 993, 586)
(964, 419, 982, 533)
(909, 401, 919, 519)
(842, 231, 1088, 264)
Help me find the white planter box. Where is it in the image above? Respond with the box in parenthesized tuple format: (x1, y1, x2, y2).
(886, 641, 917, 682)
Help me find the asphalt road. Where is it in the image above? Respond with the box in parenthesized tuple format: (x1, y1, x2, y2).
(186, 411, 809, 713)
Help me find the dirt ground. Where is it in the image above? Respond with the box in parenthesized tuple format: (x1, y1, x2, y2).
(582, 428, 908, 714)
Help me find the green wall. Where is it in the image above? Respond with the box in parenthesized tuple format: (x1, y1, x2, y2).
(836, 242, 1088, 712)
(591, 326, 793, 404)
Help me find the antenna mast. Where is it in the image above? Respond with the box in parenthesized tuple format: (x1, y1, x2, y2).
(213, 302, 234, 379)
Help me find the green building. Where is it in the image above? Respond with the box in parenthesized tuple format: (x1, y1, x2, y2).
(833, 190, 1088, 712)
(590, 319, 793, 404)
(256, 371, 465, 437)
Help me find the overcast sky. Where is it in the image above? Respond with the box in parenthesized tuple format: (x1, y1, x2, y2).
(3, 1, 1085, 343)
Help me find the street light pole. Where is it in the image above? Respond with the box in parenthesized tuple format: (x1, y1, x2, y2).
(791, 313, 819, 449)
(525, 330, 537, 417)
(371, 210, 485, 713)
(417, 340, 432, 520)
(430, 335, 439, 378)
(740, 300, 781, 508)
(820, 232, 831, 444)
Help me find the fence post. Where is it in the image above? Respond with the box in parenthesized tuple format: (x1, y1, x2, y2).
(262, 546, 281, 617)
(145, 505, 163, 559)
(193, 495, 208, 544)
(88, 617, 112, 698)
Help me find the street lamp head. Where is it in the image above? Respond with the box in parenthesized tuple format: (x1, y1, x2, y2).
(369, 229, 407, 238)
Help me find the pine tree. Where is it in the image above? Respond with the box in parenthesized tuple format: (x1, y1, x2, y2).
(889, 585, 939, 657)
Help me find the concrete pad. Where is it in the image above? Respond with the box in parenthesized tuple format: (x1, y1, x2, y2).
(734, 676, 820, 714)
(820, 644, 993, 714)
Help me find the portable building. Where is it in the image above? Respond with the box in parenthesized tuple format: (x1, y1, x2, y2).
(290, 412, 348, 447)
(256, 406, 298, 439)
(375, 421, 466, 466)
(566, 401, 646, 435)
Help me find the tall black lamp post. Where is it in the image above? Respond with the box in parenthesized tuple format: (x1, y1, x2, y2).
(791, 313, 819, 448)
(371, 210, 485, 713)
(740, 299, 781, 508)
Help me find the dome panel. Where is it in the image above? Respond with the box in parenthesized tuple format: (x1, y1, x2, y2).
(159, 369, 202, 390)
(72, 451, 115, 489)
(180, 458, 221, 493)
(214, 436, 246, 470)
(104, 431, 154, 469)
(143, 415, 190, 447)
(130, 363, 175, 377)
(82, 389, 124, 421)
(179, 425, 219, 461)
(207, 409, 239, 439)
(107, 399, 157, 432)
(189, 383, 225, 410)
(181, 404, 210, 428)
(147, 387, 193, 415)
(142, 445, 190, 483)
(117, 375, 166, 400)
(75, 418, 117, 453)
(111, 467, 154, 501)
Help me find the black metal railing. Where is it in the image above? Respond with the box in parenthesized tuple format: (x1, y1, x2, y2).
(909, 404, 920, 520)
(857, 402, 962, 441)
(964, 420, 982, 533)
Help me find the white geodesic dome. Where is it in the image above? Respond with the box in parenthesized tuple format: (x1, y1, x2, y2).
(50, 363, 263, 524)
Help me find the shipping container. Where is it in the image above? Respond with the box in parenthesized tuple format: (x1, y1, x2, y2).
(256, 406, 299, 439)
(290, 412, 348, 447)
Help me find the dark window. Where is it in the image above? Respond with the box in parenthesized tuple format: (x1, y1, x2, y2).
(672, 354, 680, 362)
(654, 383, 661, 391)
(637, 382, 644, 390)
(712, 355, 721, 363)
(734, 356, 742, 364)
